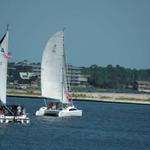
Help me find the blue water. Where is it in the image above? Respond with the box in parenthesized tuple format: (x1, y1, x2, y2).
(0, 97, 150, 150)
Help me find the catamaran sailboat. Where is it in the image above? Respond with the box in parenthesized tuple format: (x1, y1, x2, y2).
(0, 28, 30, 123)
(36, 31, 82, 117)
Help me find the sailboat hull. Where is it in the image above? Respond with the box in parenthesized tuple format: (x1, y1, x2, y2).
(36, 106, 82, 117)
(58, 108, 82, 117)
(0, 115, 30, 124)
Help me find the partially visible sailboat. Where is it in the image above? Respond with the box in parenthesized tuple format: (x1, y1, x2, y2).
(0, 27, 30, 123)
(36, 31, 82, 117)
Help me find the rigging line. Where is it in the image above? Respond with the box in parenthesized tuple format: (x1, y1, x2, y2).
(64, 49, 71, 92)
(0, 100, 14, 115)
(63, 33, 70, 92)
(44, 98, 47, 107)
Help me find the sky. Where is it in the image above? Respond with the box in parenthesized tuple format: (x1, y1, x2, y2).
(0, 0, 150, 69)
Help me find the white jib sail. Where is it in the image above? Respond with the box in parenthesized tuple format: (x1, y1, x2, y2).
(41, 31, 69, 103)
(0, 32, 9, 104)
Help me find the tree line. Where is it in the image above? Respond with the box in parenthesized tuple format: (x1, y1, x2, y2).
(81, 65, 150, 90)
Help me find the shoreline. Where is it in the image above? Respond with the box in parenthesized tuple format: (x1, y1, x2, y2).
(71, 92, 150, 104)
(7, 90, 150, 105)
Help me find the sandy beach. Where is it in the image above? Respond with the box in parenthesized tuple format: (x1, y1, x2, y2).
(71, 92, 150, 104)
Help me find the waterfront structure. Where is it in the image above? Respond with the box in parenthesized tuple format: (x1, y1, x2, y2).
(67, 65, 89, 88)
(135, 81, 150, 93)
(8, 61, 89, 89)
(30, 63, 41, 79)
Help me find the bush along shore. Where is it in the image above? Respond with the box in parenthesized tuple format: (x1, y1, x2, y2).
(7, 89, 150, 104)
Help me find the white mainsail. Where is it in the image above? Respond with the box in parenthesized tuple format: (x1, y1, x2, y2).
(0, 32, 9, 104)
(41, 31, 69, 104)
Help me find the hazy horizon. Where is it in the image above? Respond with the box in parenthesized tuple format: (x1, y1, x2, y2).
(8, 59, 150, 70)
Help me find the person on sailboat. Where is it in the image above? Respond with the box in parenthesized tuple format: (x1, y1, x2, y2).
(48, 103, 54, 109)
(17, 106, 22, 115)
(0, 107, 5, 115)
(66, 94, 72, 101)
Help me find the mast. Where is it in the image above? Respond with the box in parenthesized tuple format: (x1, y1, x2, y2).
(61, 31, 65, 107)
(61, 27, 66, 105)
